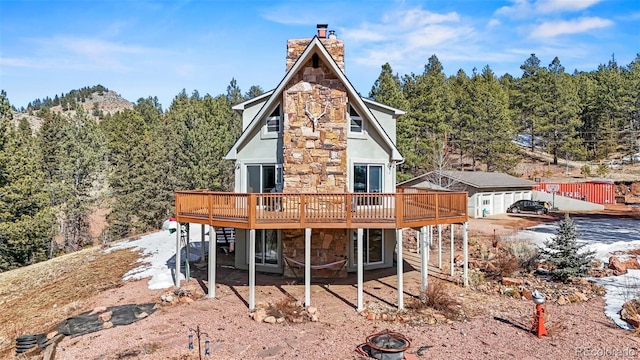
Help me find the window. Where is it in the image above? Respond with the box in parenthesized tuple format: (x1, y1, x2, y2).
(349, 105, 363, 133)
(352, 229, 384, 265)
(265, 105, 281, 134)
(353, 164, 383, 205)
(246, 164, 283, 193)
(254, 229, 279, 266)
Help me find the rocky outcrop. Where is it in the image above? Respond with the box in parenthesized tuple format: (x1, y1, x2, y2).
(621, 300, 640, 328)
(608, 256, 640, 275)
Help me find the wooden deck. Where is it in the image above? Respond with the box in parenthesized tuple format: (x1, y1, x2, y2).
(175, 189, 468, 229)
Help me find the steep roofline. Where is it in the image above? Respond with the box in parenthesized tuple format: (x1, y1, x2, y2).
(225, 37, 403, 161)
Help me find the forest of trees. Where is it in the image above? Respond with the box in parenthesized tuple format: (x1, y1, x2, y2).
(0, 52, 639, 271)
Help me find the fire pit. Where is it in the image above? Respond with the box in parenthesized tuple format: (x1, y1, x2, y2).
(365, 329, 410, 360)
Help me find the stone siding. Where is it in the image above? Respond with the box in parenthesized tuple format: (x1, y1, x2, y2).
(283, 229, 349, 278)
(281, 37, 349, 278)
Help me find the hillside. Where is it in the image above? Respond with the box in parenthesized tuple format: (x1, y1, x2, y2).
(11, 89, 134, 132)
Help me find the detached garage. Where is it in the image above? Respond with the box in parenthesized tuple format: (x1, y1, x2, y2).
(398, 171, 536, 218)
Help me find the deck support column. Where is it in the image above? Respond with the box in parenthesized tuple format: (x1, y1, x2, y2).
(305, 228, 311, 307)
(249, 229, 256, 310)
(208, 226, 216, 298)
(174, 222, 181, 287)
(356, 228, 364, 312)
(185, 225, 190, 281)
(463, 222, 469, 287)
(420, 226, 428, 295)
(200, 225, 206, 263)
(450, 225, 455, 277)
(396, 228, 404, 310)
(438, 224, 442, 269)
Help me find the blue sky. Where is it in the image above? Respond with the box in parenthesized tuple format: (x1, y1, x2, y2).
(1, 0, 638, 110)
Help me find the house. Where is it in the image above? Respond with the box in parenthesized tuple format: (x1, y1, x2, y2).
(174, 25, 469, 311)
(399, 171, 536, 218)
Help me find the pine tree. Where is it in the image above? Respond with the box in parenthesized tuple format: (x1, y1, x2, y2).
(539, 214, 595, 282)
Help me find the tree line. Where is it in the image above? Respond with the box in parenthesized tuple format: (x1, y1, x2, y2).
(0, 80, 254, 271)
(369, 54, 640, 181)
(0, 51, 639, 271)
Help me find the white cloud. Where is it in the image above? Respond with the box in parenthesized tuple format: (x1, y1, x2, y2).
(535, 0, 602, 13)
(487, 19, 501, 28)
(495, 0, 602, 17)
(530, 17, 614, 38)
(495, 0, 532, 17)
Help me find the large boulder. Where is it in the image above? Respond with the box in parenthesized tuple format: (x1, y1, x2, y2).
(608, 256, 640, 275)
(621, 300, 640, 328)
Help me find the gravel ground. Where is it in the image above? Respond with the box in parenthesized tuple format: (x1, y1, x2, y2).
(54, 214, 640, 360)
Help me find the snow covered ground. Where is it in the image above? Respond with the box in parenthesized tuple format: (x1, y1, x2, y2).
(108, 223, 209, 290)
(514, 218, 640, 330)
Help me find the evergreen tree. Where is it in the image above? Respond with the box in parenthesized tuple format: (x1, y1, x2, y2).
(369, 63, 408, 110)
(0, 91, 55, 270)
(539, 214, 595, 282)
(245, 85, 264, 99)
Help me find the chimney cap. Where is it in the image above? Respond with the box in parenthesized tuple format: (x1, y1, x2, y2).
(316, 24, 328, 38)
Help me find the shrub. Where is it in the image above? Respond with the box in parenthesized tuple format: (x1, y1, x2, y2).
(409, 280, 462, 320)
(580, 164, 592, 178)
(505, 239, 540, 272)
(539, 214, 595, 282)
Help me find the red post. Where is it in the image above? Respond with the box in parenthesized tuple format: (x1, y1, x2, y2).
(532, 303, 548, 338)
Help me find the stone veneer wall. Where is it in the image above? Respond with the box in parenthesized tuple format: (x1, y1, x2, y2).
(281, 37, 349, 278)
(282, 229, 349, 278)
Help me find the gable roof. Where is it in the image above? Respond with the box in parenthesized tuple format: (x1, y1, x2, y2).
(225, 36, 403, 161)
(399, 170, 535, 189)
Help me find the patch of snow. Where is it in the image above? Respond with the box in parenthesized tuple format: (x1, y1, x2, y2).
(511, 217, 640, 330)
(107, 223, 209, 290)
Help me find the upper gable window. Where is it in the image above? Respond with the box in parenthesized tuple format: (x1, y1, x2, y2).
(265, 105, 281, 134)
(349, 105, 363, 133)
(262, 105, 282, 138)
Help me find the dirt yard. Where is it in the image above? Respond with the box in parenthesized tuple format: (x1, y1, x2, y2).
(6, 209, 640, 360)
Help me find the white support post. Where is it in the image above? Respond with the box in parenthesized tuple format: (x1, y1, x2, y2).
(428, 225, 432, 246)
(175, 222, 181, 287)
(463, 222, 469, 287)
(438, 224, 443, 269)
(396, 228, 404, 310)
(304, 228, 311, 307)
(200, 225, 206, 263)
(208, 226, 216, 298)
(450, 224, 455, 277)
(420, 226, 428, 295)
(186, 225, 190, 281)
(356, 228, 364, 312)
(249, 229, 256, 310)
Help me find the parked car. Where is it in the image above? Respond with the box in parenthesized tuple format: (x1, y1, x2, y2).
(622, 152, 640, 164)
(507, 200, 548, 215)
(536, 200, 551, 210)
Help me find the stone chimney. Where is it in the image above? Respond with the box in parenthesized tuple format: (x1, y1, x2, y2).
(286, 24, 344, 72)
(281, 24, 348, 195)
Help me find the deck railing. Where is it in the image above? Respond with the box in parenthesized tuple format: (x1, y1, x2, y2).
(175, 189, 468, 229)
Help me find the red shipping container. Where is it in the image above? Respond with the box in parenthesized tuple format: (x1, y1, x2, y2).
(533, 181, 615, 204)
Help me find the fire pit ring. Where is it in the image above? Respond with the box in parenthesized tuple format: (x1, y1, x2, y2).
(365, 329, 410, 360)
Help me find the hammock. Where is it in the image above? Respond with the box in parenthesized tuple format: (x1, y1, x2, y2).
(283, 256, 348, 285)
